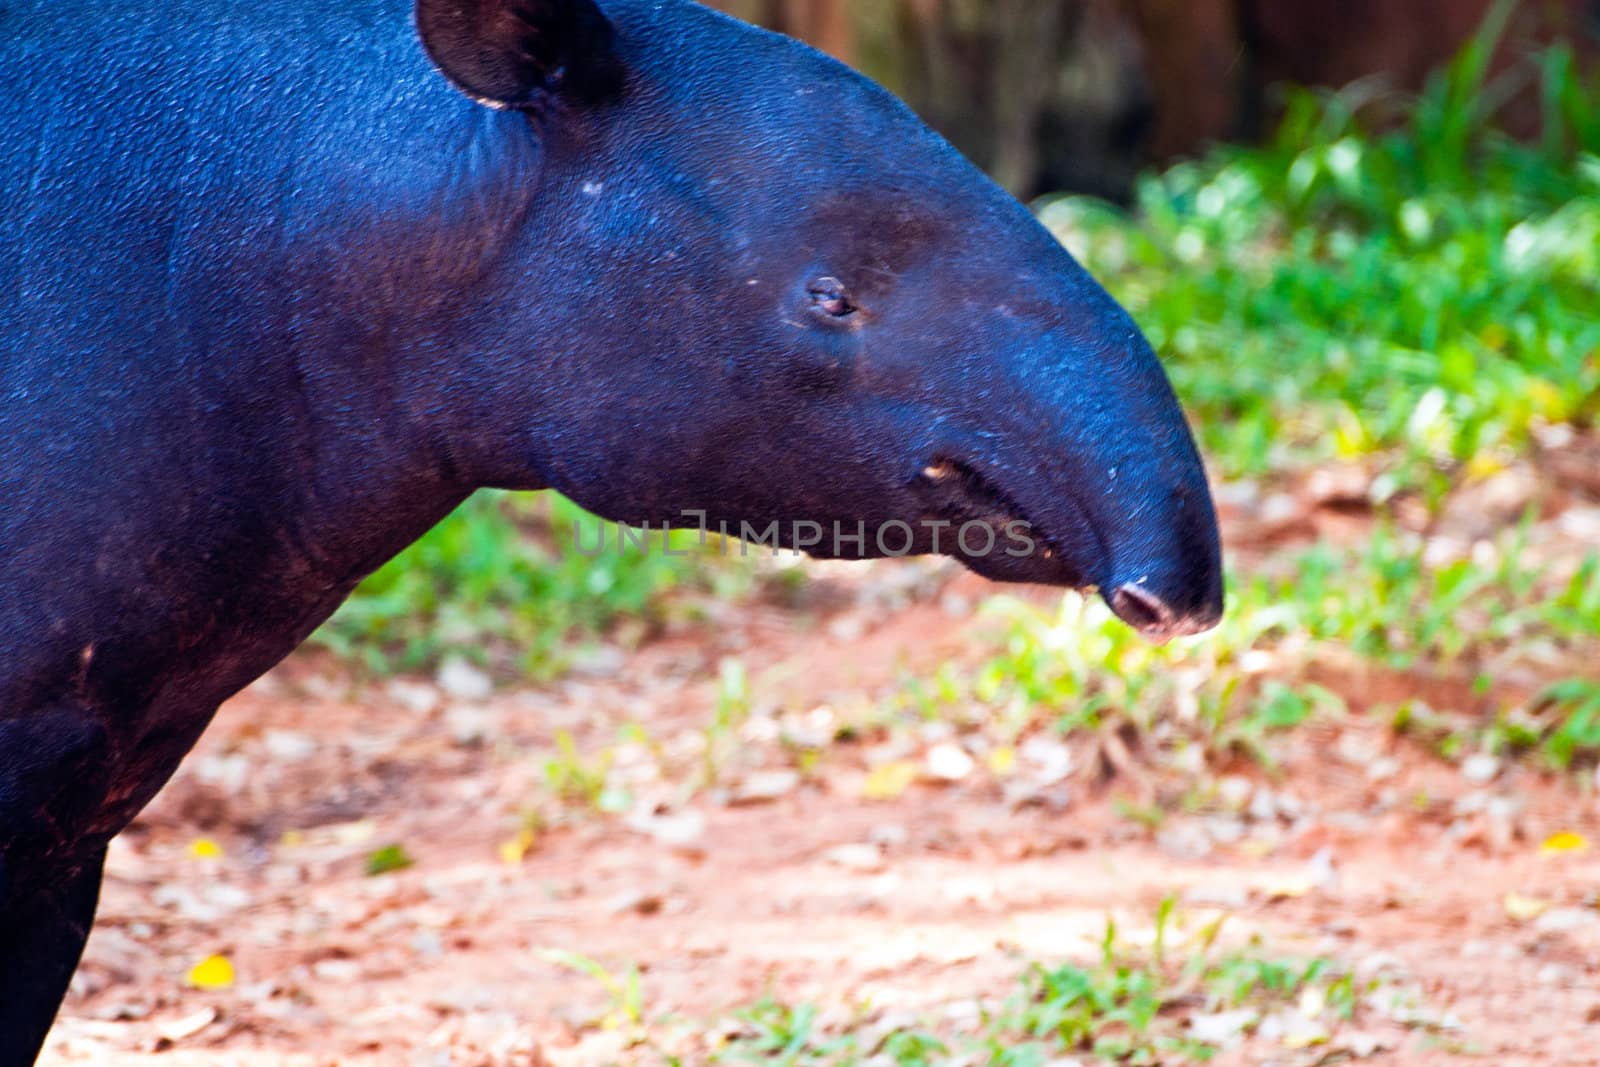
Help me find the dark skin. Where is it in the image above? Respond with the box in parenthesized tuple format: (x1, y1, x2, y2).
(0, 1, 1222, 1060)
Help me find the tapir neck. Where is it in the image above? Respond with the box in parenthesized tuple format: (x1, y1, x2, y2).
(0, 5, 551, 718)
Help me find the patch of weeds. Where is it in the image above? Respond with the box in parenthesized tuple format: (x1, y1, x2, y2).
(701, 658, 754, 789)
(879, 524, 1600, 780)
(311, 491, 747, 679)
(543, 729, 626, 813)
(1543, 554, 1600, 641)
(1242, 682, 1331, 733)
(901, 662, 978, 725)
(1114, 798, 1168, 831)
(1531, 679, 1600, 769)
(998, 919, 1206, 1063)
(883, 577, 1336, 774)
(1391, 700, 1469, 761)
(540, 949, 648, 1036)
(364, 843, 414, 877)
(719, 1000, 868, 1064)
(988, 907, 1321, 1064)
(1286, 519, 1569, 670)
(704, 902, 1381, 1065)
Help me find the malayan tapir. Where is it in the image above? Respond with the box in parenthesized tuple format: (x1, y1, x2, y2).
(0, 0, 1224, 1059)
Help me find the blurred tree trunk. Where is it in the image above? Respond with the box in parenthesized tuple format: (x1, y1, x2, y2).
(892, 0, 1087, 194)
(709, 0, 1144, 198)
(988, 1, 1080, 193)
(1126, 0, 1251, 156)
(761, 0, 855, 63)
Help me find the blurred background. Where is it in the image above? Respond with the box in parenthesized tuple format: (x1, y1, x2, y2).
(47, 3, 1600, 1065)
(711, 0, 1600, 199)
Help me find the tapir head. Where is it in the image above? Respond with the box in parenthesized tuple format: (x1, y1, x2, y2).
(414, 0, 1223, 641)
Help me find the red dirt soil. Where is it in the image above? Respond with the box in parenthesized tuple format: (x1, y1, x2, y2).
(39, 553, 1600, 1066)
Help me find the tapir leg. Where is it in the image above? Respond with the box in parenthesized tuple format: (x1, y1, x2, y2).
(0, 848, 108, 1066)
(0, 707, 115, 1065)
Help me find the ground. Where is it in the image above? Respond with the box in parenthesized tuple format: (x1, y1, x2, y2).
(39, 490, 1600, 1066)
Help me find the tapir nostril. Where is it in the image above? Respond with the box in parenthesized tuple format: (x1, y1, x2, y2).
(1109, 582, 1223, 643)
(1110, 584, 1179, 642)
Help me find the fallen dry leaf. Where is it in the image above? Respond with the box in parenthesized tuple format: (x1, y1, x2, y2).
(186, 954, 235, 990)
(186, 837, 223, 861)
(1541, 831, 1589, 855)
(157, 1007, 218, 1043)
(499, 828, 539, 866)
(1504, 893, 1553, 922)
(862, 761, 918, 800)
(822, 843, 886, 873)
(986, 745, 1017, 776)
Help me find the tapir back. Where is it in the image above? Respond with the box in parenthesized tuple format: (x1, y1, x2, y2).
(0, 0, 537, 528)
(0, 0, 480, 365)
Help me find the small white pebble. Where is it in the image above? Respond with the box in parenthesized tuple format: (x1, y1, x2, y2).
(1461, 754, 1501, 784)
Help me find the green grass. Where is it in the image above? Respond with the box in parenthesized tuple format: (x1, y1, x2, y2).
(885, 524, 1600, 774)
(568, 902, 1412, 1065)
(1041, 23, 1600, 493)
(310, 491, 745, 678)
(363, 842, 415, 877)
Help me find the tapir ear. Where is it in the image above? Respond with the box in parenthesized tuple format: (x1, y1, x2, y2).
(415, 0, 623, 109)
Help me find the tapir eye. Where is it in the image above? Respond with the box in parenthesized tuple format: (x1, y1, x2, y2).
(806, 277, 858, 319)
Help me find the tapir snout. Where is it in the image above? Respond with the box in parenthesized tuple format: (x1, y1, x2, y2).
(911, 316, 1225, 643)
